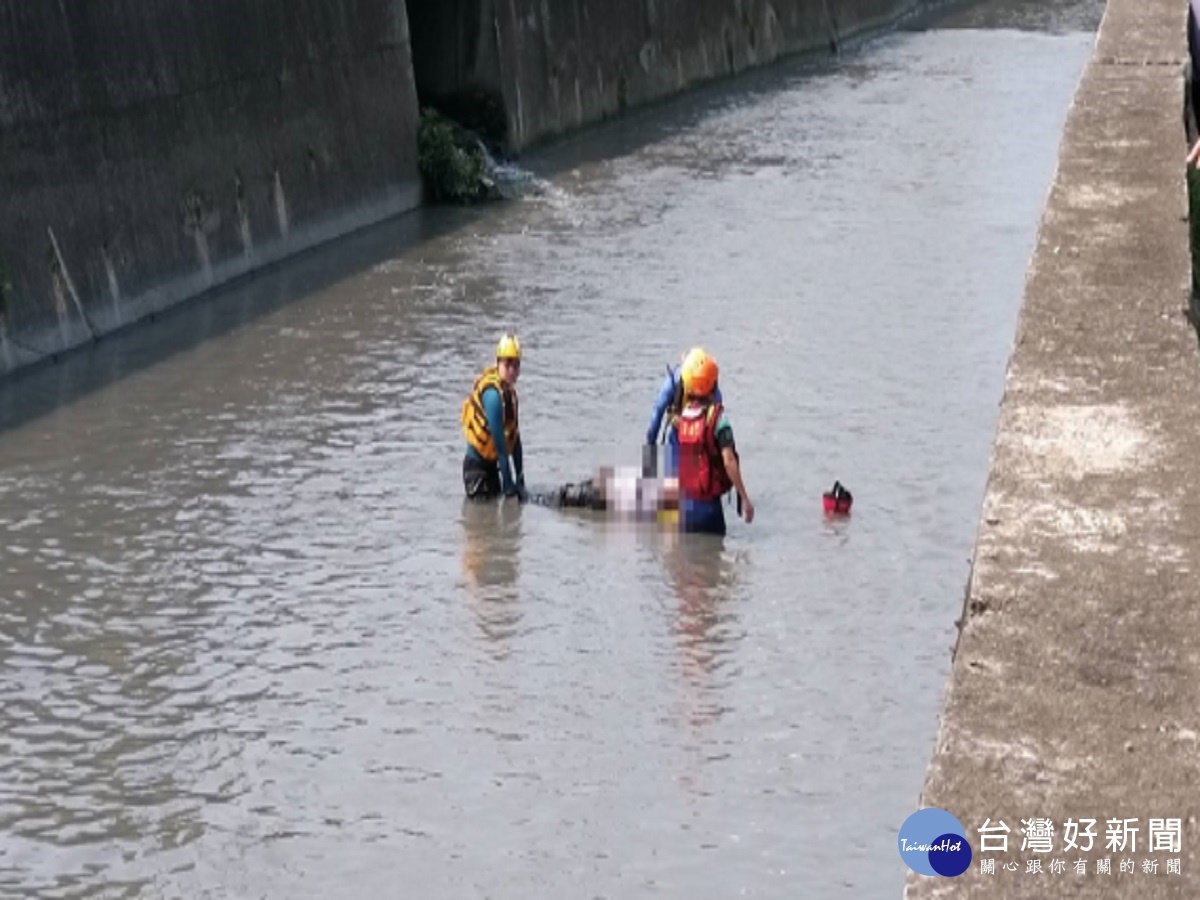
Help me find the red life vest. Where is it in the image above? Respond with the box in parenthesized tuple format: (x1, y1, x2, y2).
(677, 401, 733, 501)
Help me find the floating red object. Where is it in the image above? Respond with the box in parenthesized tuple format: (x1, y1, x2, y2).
(823, 481, 853, 515)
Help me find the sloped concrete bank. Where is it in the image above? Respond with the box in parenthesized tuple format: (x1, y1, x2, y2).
(0, 0, 947, 382)
(0, 0, 423, 380)
(906, 0, 1200, 896)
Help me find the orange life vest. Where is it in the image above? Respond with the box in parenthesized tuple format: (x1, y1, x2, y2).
(677, 401, 732, 501)
(461, 367, 519, 461)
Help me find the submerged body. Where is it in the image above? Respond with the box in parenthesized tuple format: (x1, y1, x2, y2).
(525, 468, 682, 525)
(525, 467, 746, 534)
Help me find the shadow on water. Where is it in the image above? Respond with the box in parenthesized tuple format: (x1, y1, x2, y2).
(0, 5, 945, 440)
(0, 199, 517, 436)
(0, 40, 856, 437)
(0, 0, 1102, 437)
(0, 10, 915, 441)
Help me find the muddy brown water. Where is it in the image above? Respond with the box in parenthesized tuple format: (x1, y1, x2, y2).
(0, 2, 1104, 896)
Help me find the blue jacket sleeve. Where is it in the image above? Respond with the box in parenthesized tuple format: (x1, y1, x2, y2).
(482, 386, 517, 493)
(645, 368, 678, 445)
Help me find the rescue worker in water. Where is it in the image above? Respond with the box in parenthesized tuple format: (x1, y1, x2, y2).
(526, 351, 753, 534)
(643, 346, 725, 477)
(675, 349, 754, 535)
(523, 467, 681, 524)
(461, 334, 525, 501)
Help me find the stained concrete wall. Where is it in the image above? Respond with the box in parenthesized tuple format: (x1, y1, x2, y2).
(0, 0, 421, 377)
(409, 0, 503, 102)
(407, 0, 509, 139)
(0, 0, 940, 380)
(434, 0, 932, 152)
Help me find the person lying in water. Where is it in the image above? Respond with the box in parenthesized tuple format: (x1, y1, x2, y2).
(523, 466, 680, 522)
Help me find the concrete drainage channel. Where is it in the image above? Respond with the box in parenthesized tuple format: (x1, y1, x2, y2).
(904, 0, 1200, 896)
(0, 0, 972, 383)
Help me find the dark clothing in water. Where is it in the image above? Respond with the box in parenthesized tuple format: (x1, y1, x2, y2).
(524, 479, 604, 510)
(463, 454, 502, 500)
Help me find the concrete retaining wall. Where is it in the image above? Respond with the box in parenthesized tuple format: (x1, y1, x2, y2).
(422, 0, 932, 152)
(905, 0, 1200, 896)
(0, 0, 942, 380)
(0, 0, 421, 377)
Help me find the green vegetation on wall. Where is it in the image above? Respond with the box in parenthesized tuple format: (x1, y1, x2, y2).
(417, 109, 499, 205)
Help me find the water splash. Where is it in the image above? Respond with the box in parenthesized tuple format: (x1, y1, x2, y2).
(475, 140, 549, 200)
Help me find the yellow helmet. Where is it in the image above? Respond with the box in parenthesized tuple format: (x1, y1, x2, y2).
(681, 346, 707, 370)
(681, 349, 719, 398)
(496, 333, 522, 361)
